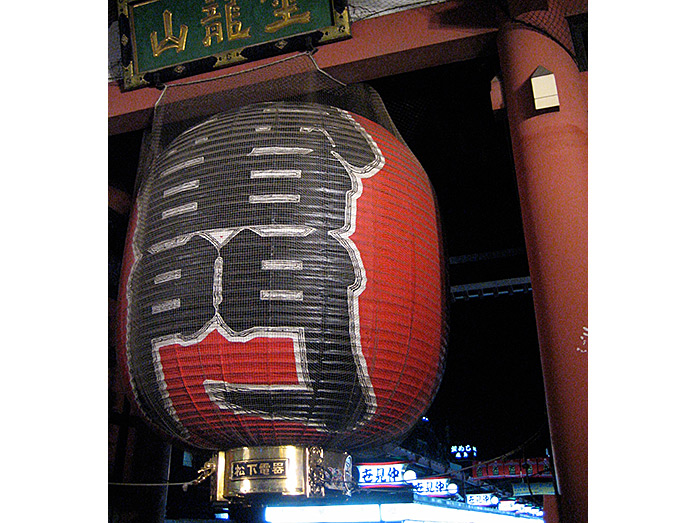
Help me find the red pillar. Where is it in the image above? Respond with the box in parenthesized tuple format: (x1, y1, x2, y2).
(544, 495, 561, 523)
(497, 17, 588, 523)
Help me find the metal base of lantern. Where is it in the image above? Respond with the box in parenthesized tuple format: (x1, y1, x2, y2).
(209, 446, 353, 501)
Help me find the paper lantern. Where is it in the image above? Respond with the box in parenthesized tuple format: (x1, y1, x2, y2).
(117, 101, 447, 451)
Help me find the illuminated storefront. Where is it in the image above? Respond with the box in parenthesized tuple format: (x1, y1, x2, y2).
(264, 494, 543, 522)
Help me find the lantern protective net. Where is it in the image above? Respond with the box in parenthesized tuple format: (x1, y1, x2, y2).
(134, 52, 407, 194)
(499, 0, 588, 69)
(118, 52, 448, 451)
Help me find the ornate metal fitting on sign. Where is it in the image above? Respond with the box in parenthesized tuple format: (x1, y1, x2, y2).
(307, 446, 326, 496)
(307, 446, 354, 497)
(183, 456, 217, 492)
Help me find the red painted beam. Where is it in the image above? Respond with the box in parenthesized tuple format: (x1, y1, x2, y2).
(109, 0, 497, 134)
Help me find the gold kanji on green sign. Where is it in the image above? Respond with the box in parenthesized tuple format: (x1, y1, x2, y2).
(118, 0, 350, 90)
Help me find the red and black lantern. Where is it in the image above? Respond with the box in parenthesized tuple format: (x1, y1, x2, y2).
(117, 101, 447, 451)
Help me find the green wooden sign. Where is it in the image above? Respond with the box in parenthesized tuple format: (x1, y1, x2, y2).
(117, 0, 350, 90)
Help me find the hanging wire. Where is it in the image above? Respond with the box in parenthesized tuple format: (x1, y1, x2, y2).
(109, 458, 216, 491)
(153, 49, 341, 95)
(408, 423, 547, 482)
(307, 50, 347, 87)
(108, 477, 206, 492)
(152, 51, 313, 112)
(109, 481, 190, 487)
(136, 48, 349, 202)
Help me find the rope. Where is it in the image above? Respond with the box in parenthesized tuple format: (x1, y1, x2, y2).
(110, 458, 216, 491)
(109, 479, 204, 492)
(109, 481, 190, 487)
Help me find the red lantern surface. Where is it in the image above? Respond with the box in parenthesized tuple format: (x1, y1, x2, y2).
(117, 102, 447, 451)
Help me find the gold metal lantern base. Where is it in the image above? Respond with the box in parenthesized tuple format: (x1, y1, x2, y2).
(209, 446, 353, 501)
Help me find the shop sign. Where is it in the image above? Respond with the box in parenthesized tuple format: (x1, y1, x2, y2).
(511, 481, 556, 496)
(466, 493, 499, 506)
(471, 458, 552, 480)
(408, 477, 453, 497)
(117, 0, 350, 90)
(230, 458, 287, 480)
(356, 462, 407, 487)
(449, 444, 477, 460)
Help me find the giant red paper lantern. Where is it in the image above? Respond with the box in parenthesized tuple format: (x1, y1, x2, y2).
(117, 101, 447, 451)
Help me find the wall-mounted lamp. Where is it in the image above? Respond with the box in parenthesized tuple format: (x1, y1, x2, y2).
(531, 66, 560, 112)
